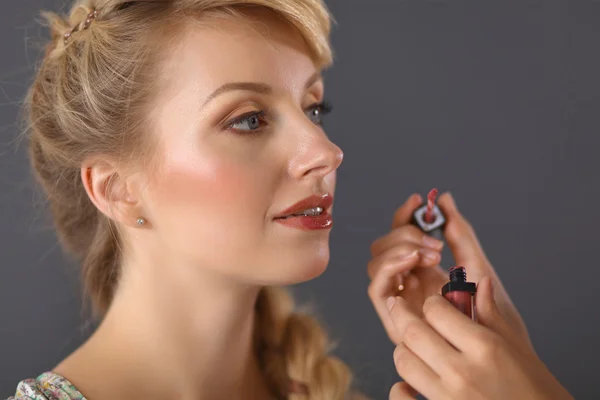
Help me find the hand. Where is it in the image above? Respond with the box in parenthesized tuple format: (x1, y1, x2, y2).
(387, 277, 573, 400)
(367, 193, 446, 344)
(368, 192, 530, 347)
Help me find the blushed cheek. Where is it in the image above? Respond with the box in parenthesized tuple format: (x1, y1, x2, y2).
(147, 154, 272, 263)
(153, 157, 258, 220)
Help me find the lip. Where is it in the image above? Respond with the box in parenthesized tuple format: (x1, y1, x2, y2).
(273, 193, 334, 231)
(274, 193, 333, 218)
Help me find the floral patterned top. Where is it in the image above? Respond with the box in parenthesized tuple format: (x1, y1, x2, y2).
(6, 371, 366, 400)
(5, 372, 313, 400)
(6, 372, 85, 400)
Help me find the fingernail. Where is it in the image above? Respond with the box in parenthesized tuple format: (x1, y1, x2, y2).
(422, 235, 443, 250)
(386, 296, 397, 311)
(419, 248, 439, 261)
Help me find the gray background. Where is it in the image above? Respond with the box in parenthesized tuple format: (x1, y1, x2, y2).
(1, 0, 598, 399)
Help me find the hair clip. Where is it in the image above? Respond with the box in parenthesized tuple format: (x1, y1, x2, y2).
(63, 9, 98, 44)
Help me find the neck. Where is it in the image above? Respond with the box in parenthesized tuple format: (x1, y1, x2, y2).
(55, 253, 275, 400)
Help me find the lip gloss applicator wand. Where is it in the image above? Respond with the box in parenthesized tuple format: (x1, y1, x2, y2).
(412, 188, 446, 240)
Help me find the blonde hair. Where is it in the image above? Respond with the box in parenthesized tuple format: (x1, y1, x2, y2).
(25, 0, 352, 398)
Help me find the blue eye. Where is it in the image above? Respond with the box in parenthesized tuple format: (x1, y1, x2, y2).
(226, 101, 333, 133)
(229, 111, 267, 132)
(306, 101, 333, 125)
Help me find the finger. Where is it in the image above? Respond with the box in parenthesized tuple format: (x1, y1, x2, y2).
(389, 382, 419, 399)
(396, 272, 423, 300)
(421, 294, 491, 352)
(367, 243, 422, 279)
(368, 250, 419, 297)
(437, 192, 489, 270)
(402, 318, 462, 377)
(395, 267, 446, 313)
(392, 193, 423, 229)
(476, 277, 533, 352)
(475, 276, 515, 340)
(438, 193, 513, 319)
(368, 253, 420, 342)
(371, 225, 444, 257)
(386, 295, 421, 340)
(368, 243, 440, 280)
(393, 343, 447, 400)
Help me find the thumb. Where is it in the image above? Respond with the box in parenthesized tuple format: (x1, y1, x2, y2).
(474, 276, 505, 333)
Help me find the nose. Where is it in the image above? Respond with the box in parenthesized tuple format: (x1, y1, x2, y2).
(288, 127, 344, 180)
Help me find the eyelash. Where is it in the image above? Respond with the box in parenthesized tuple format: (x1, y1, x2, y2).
(225, 101, 333, 134)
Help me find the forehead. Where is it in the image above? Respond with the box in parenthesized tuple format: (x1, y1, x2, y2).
(160, 11, 319, 97)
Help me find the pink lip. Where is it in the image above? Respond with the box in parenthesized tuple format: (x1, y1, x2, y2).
(274, 193, 334, 231)
(276, 193, 333, 217)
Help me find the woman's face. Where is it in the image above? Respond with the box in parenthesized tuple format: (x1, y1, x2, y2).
(141, 11, 343, 285)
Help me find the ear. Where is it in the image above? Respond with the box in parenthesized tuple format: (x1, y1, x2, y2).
(81, 157, 147, 228)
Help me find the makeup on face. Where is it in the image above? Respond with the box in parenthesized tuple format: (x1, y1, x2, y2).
(441, 266, 477, 320)
(412, 188, 446, 241)
(273, 193, 333, 230)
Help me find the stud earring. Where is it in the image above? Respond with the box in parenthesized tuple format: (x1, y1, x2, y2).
(136, 217, 146, 226)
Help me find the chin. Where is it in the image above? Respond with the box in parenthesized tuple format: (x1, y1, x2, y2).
(275, 245, 330, 285)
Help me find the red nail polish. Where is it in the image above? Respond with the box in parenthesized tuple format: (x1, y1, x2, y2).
(412, 188, 447, 241)
(441, 266, 477, 320)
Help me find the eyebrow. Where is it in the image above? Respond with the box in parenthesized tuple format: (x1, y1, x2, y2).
(202, 71, 323, 107)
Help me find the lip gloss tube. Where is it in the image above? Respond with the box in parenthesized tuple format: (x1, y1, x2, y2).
(441, 266, 477, 320)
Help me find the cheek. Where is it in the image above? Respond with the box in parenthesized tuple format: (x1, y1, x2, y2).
(146, 150, 275, 260)
(153, 156, 261, 220)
